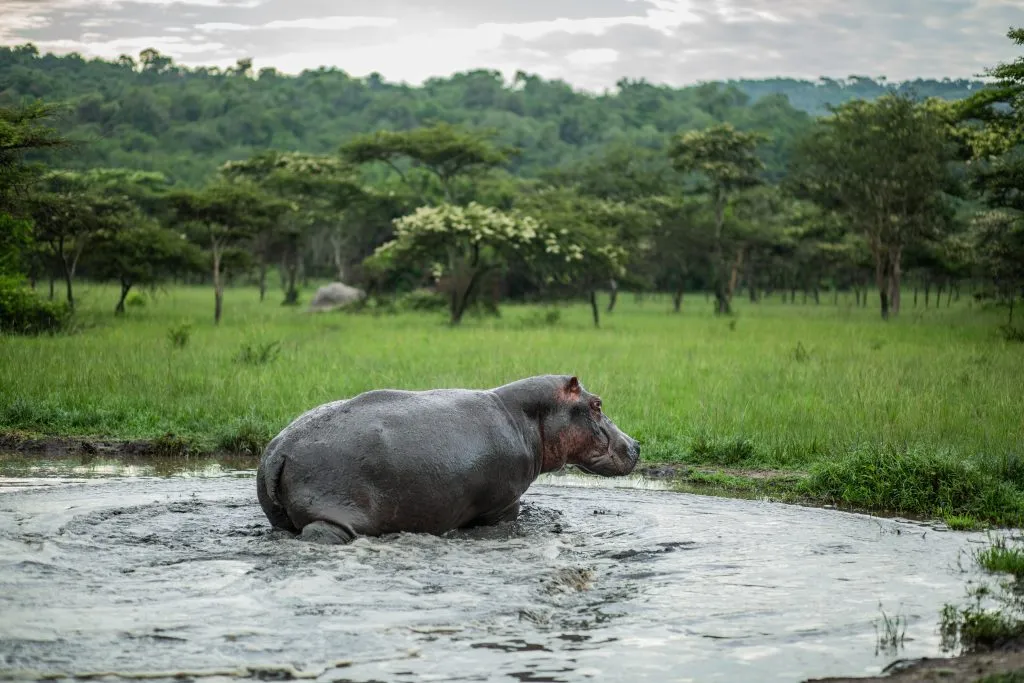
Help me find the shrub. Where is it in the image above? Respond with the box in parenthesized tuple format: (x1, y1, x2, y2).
(235, 340, 280, 365)
(167, 323, 192, 348)
(800, 442, 1024, 525)
(396, 288, 447, 312)
(0, 277, 69, 335)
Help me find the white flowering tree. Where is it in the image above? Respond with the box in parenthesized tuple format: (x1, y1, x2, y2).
(366, 202, 586, 325)
(518, 189, 648, 327)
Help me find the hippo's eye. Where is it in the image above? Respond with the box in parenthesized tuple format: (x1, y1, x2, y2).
(590, 398, 602, 412)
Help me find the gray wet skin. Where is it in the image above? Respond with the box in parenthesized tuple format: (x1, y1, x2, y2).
(256, 374, 641, 544)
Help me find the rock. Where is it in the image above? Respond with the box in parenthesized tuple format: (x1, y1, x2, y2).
(307, 282, 366, 312)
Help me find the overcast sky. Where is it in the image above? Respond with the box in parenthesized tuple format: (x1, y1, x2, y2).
(2, 0, 1018, 90)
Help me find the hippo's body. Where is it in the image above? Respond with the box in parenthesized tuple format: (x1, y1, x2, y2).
(256, 375, 640, 544)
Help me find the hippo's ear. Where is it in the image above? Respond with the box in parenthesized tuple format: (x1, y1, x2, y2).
(566, 376, 581, 395)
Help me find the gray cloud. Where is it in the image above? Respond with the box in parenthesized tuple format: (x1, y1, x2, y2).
(3, 0, 1017, 88)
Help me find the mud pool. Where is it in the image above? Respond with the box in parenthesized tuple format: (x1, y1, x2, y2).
(0, 458, 987, 682)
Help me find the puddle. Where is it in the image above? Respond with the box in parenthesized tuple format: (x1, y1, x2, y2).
(0, 457, 987, 682)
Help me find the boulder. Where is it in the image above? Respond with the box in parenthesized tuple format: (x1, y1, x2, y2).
(307, 282, 366, 312)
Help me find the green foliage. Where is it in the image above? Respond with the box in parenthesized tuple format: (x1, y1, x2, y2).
(0, 276, 69, 334)
(800, 443, 1024, 524)
(940, 536, 1024, 656)
(0, 47, 984, 188)
(234, 340, 281, 366)
(341, 122, 514, 203)
(166, 322, 191, 348)
(0, 214, 32, 276)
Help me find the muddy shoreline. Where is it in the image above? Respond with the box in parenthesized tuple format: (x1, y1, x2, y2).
(3, 432, 1021, 682)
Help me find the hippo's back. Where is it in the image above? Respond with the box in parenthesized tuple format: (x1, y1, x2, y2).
(259, 388, 535, 536)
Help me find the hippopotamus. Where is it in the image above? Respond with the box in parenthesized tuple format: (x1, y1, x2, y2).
(256, 375, 640, 544)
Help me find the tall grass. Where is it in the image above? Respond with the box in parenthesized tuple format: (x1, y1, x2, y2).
(1, 283, 1021, 521)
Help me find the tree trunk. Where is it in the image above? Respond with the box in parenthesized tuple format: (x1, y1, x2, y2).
(802, 290, 808, 304)
(947, 283, 953, 308)
(712, 192, 730, 315)
(115, 280, 132, 315)
(673, 289, 683, 313)
(954, 284, 961, 302)
(935, 282, 943, 309)
(749, 283, 758, 303)
(330, 233, 346, 281)
(925, 280, 931, 308)
(833, 288, 839, 305)
(874, 251, 890, 321)
(450, 267, 488, 326)
(890, 248, 902, 316)
(606, 279, 618, 313)
(813, 287, 820, 305)
(258, 262, 267, 302)
(913, 284, 918, 308)
(62, 264, 75, 312)
(48, 275, 54, 300)
(283, 262, 299, 305)
(589, 290, 600, 328)
(1010, 296, 1015, 326)
(727, 248, 744, 303)
(212, 244, 224, 325)
(790, 288, 797, 304)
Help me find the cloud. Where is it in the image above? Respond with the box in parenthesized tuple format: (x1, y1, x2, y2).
(2, 0, 1018, 90)
(196, 16, 397, 32)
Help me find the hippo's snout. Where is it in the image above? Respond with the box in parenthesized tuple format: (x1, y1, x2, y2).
(627, 437, 641, 463)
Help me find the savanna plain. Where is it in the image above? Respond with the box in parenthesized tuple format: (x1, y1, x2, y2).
(2, 282, 1022, 529)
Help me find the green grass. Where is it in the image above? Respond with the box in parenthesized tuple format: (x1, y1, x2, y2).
(1, 282, 1022, 523)
(976, 538, 1024, 578)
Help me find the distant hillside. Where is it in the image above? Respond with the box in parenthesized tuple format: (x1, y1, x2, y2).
(728, 76, 987, 116)
(0, 44, 989, 186)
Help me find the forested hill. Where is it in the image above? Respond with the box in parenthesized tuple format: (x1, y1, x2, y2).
(0, 44, 988, 186)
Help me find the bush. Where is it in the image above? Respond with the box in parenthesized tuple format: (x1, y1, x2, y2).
(0, 277, 69, 335)
(800, 442, 1024, 525)
(126, 292, 147, 308)
(396, 288, 447, 312)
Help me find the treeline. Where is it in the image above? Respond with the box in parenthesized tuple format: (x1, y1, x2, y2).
(0, 31, 1022, 333)
(0, 44, 986, 187)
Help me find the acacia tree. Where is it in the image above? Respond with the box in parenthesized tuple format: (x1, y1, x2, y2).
(669, 123, 767, 315)
(790, 95, 956, 319)
(365, 202, 584, 325)
(170, 182, 290, 324)
(518, 188, 649, 326)
(641, 195, 713, 312)
(954, 27, 1024, 323)
(89, 221, 201, 314)
(220, 151, 363, 303)
(341, 123, 515, 204)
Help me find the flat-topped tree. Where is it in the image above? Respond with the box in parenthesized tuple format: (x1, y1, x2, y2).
(220, 151, 363, 304)
(669, 123, 767, 316)
(89, 220, 202, 315)
(790, 95, 957, 319)
(954, 27, 1024, 323)
(517, 188, 653, 326)
(340, 123, 515, 204)
(26, 171, 140, 311)
(169, 182, 291, 324)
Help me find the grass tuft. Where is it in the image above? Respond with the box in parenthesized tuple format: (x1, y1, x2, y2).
(799, 443, 1024, 526)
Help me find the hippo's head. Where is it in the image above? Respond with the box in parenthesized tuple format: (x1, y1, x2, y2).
(539, 376, 640, 477)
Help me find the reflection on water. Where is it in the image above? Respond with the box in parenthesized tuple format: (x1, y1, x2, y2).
(0, 455, 987, 682)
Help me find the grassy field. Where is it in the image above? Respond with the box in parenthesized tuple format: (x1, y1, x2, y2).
(1, 282, 1022, 524)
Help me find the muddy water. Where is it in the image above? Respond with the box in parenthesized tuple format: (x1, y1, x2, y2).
(0, 461, 986, 683)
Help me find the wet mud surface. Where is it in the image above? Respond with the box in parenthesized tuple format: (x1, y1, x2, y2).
(0, 470, 988, 682)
